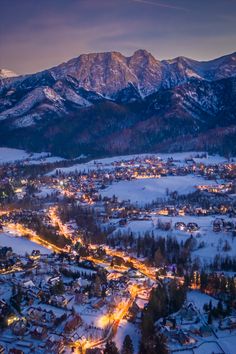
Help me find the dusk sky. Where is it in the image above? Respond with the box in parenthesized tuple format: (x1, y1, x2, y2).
(1, 0, 236, 74)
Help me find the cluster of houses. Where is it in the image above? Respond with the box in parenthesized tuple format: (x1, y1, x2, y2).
(213, 218, 236, 235)
(49, 154, 236, 207)
(0, 245, 155, 353)
(156, 302, 215, 351)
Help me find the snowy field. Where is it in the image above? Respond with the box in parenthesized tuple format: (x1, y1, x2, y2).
(0, 232, 51, 255)
(187, 290, 218, 311)
(0, 147, 64, 164)
(218, 335, 236, 354)
(101, 175, 214, 205)
(0, 147, 30, 163)
(193, 342, 224, 354)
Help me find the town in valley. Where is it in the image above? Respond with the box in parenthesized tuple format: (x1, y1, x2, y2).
(0, 148, 235, 354)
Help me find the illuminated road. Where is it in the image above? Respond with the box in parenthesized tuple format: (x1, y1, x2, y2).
(71, 284, 140, 353)
(48, 206, 72, 240)
(48, 206, 83, 245)
(104, 247, 157, 281)
(4, 223, 63, 253)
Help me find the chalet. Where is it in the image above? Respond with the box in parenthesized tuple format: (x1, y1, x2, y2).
(30, 250, 41, 259)
(187, 222, 199, 232)
(74, 292, 88, 305)
(64, 313, 82, 333)
(179, 303, 199, 323)
(74, 277, 91, 288)
(49, 295, 68, 308)
(213, 219, 223, 232)
(223, 220, 235, 232)
(25, 287, 41, 300)
(177, 330, 196, 345)
(31, 325, 47, 340)
(48, 275, 61, 286)
(12, 319, 27, 336)
(175, 222, 186, 231)
(162, 317, 176, 329)
(22, 280, 36, 289)
(26, 307, 56, 327)
(9, 349, 24, 354)
(178, 209, 186, 216)
(162, 328, 196, 346)
(45, 335, 65, 354)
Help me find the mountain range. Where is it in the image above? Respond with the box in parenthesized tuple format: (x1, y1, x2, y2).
(0, 49, 236, 158)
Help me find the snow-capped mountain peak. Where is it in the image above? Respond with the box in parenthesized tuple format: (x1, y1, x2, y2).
(0, 50, 235, 158)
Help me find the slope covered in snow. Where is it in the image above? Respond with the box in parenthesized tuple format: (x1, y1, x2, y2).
(0, 147, 63, 164)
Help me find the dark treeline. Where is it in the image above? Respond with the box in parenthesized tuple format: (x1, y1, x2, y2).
(210, 255, 236, 272)
(0, 181, 15, 203)
(108, 230, 236, 272)
(185, 271, 236, 303)
(108, 231, 196, 270)
(1, 157, 90, 178)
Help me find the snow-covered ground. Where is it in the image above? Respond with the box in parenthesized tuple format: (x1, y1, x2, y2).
(193, 342, 224, 354)
(187, 291, 218, 311)
(112, 215, 236, 263)
(115, 319, 140, 354)
(0, 232, 51, 255)
(83, 152, 231, 166)
(179, 291, 236, 354)
(218, 335, 236, 354)
(29, 156, 65, 164)
(0, 147, 64, 164)
(0, 147, 31, 163)
(101, 175, 214, 205)
(48, 160, 114, 175)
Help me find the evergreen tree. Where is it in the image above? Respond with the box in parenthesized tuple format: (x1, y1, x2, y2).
(104, 340, 119, 354)
(155, 333, 168, 354)
(208, 311, 212, 324)
(217, 300, 223, 315)
(139, 333, 168, 354)
(209, 300, 212, 311)
(121, 335, 134, 354)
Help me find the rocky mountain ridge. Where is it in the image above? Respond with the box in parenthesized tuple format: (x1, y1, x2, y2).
(0, 50, 235, 157)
